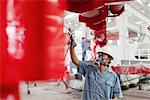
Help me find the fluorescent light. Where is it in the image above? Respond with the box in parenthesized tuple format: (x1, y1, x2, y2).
(136, 0, 143, 5)
(107, 26, 117, 31)
(135, 21, 143, 25)
(68, 21, 72, 25)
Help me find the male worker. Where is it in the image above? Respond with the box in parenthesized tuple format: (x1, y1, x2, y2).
(70, 38, 123, 100)
(81, 37, 90, 61)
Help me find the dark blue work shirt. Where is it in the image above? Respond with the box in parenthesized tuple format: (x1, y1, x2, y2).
(79, 61, 123, 100)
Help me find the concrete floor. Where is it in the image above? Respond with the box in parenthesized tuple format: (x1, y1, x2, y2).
(20, 80, 150, 100)
(20, 81, 81, 100)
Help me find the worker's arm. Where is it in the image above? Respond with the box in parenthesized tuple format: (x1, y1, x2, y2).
(70, 40, 80, 67)
(70, 39, 95, 76)
(112, 76, 123, 99)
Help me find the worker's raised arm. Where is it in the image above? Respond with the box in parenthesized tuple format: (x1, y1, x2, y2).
(70, 39, 80, 67)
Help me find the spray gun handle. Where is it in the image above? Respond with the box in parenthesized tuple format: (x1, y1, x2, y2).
(68, 28, 74, 39)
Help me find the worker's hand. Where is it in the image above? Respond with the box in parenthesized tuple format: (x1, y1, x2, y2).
(70, 38, 77, 48)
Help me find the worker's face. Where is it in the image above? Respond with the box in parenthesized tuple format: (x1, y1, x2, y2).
(96, 53, 110, 65)
(102, 54, 110, 65)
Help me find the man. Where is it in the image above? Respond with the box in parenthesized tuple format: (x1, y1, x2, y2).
(81, 37, 90, 61)
(70, 39, 123, 100)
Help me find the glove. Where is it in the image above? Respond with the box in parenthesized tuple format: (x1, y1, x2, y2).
(70, 38, 77, 48)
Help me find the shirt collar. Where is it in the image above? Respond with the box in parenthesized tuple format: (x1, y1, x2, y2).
(96, 66, 113, 76)
(107, 66, 113, 73)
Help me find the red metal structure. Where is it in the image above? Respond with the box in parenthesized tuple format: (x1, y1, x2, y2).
(112, 65, 150, 74)
(0, 0, 66, 99)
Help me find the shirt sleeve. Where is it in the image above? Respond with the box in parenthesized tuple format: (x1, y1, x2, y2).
(79, 61, 94, 76)
(113, 76, 123, 99)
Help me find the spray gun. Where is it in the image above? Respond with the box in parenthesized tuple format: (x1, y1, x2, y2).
(68, 27, 75, 39)
(67, 27, 76, 48)
(64, 28, 76, 59)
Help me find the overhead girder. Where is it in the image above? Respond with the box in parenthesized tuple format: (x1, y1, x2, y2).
(61, 0, 132, 13)
(61, 0, 133, 47)
(62, 0, 133, 32)
(125, 2, 150, 37)
(76, 1, 133, 32)
(126, 2, 150, 25)
(79, 6, 107, 31)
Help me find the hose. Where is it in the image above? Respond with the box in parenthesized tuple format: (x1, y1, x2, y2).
(62, 80, 106, 100)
